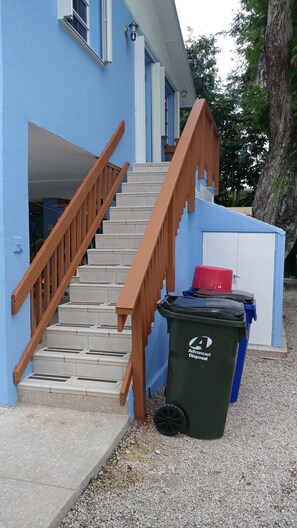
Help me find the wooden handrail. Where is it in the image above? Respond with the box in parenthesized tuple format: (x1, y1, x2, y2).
(116, 100, 220, 419)
(12, 121, 129, 383)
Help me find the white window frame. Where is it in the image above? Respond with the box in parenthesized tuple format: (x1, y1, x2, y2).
(57, 0, 112, 67)
(72, 0, 90, 45)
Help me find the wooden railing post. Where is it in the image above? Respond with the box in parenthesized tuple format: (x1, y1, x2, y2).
(166, 200, 176, 293)
(131, 312, 147, 420)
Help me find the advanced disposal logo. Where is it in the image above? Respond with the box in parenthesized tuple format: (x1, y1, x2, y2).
(188, 336, 213, 361)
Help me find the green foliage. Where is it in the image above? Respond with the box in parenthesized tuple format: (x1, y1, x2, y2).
(182, 30, 267, 206)
(184, 29, 221, 99)
(231, 0, 297, 133)
(230, 0, 268, 82)
(181, 30, 220, 130)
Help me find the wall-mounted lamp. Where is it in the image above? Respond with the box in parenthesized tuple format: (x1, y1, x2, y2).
(124, 21, 139, 41)
(181, 90, 187, 98)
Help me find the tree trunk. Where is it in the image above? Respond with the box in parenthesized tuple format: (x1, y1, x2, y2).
(252, 0, 296, 256)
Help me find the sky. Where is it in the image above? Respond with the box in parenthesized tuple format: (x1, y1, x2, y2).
(175, 0, 241, 81)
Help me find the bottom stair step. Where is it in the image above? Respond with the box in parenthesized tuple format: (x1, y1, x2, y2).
(18, 373, 128, 414)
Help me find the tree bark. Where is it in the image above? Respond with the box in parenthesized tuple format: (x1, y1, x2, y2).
(252, 0, 296, 256)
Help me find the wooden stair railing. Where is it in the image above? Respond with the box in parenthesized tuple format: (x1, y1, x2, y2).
(116, 100, 220, 420)
(12, 121, 129, 384)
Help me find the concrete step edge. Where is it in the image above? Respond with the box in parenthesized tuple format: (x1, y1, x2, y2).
(18, 374, 122, 397)
(87, 248, 136, 254)
(34, 346, 130, 364)
(46, 324, 132, 336)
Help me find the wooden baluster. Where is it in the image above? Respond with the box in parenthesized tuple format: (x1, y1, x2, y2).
(30, 289, 34, 336)
(43, 263, 51, 311)
(70, 218, 77, 259)
(86, 193, 92, 233)
(145, 276, 151, 336)
(102, 167, 107, 200)
(76, 210, 82, 253)
(131, 311, 147, 420)
(206, 122, 214, 187)
(95, 179, 100, 216)
(187, 152, 195, 213)
(214, 134, 220, 194)
(106, 165, 110, 192)
(91, 184, 96, 225)
(166, 199, 176, 293)
(81, 201, 87, 240)
(65, 229, 71, 272)
(58, 238, 64, 284)
(198, 110, 206, 180)
(111, 167, 116, 186)
(51, 250, 58, 296)
(35, 276, 43, 327)
(109, 165, 114, 192)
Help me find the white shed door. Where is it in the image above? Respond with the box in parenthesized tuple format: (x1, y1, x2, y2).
(202, 232, 276, 345)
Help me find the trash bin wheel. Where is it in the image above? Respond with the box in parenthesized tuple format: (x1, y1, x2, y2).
(154, 404, 186, 436)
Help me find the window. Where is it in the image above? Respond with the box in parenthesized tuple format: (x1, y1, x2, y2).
(70, 0, 89, 43)
(58, 0, 112, 66)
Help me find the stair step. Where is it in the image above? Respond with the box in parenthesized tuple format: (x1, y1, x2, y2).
(77, 264, 130, 284)
(69, 282, 122, 304)
(58, 302, 131, 327)
(18, 374, 127, 414)
(109, 206, 153, 221)
(32, 346, 129, 380)
(87, 248, 136, 266)
(102, 220, 147, 234)
(130, 162, 170, 172)
(45, 324, 132, 352)
(122, 181, 163, 193)
(116, 192, 159, 207)
(95, 233, 142, 249)
(127, 172, 167, 184)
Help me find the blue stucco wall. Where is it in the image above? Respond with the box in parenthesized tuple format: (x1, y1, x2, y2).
(0, 0, 136, 405)
(145, 203, 201, 397)
(1, 0, 135, 161)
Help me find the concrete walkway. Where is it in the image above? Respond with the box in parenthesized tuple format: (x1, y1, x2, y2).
(0, 405, 129, 528)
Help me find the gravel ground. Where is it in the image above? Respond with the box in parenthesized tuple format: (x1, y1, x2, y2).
(60, 279, 297, 528)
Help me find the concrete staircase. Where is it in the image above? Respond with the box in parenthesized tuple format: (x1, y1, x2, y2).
(18, 163, 169, 414)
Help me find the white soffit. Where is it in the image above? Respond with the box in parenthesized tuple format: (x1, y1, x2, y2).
(28, 124, 96, 201)
(124, 0, 195, 107)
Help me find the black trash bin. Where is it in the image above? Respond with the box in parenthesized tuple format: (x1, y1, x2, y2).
(183, 288, 257, 402)
(154, 295, 246, 440)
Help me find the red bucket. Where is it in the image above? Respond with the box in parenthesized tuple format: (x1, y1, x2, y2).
(192, 265, 233, 291)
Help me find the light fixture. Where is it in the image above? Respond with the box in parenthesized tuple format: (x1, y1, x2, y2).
(181, 90, 187, 98)
(124, 21, 138, 41)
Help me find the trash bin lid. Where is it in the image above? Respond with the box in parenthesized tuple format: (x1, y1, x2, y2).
(164, 295, 245, 321)
(185, 288, 254, 305)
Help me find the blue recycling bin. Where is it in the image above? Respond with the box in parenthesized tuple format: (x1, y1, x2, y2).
(183, 288, 257, 402)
